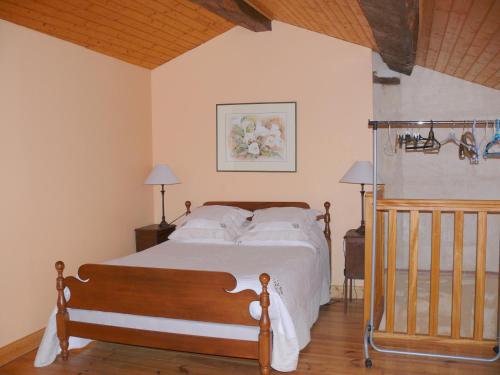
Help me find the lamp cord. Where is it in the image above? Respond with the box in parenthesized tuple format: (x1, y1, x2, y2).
(168, 211, 187, 225)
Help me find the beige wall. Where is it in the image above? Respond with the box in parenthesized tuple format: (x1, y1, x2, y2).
(152, 22, 373, 287)
(373, 53, 500, 273)
(0, 20, 153, 346)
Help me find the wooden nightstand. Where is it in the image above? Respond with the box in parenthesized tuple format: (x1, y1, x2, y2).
(344, 228, 365, 312)
(135, 224, 176, 252)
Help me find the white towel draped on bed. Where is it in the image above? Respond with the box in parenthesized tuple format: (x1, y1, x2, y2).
(35, 224, 331, 372)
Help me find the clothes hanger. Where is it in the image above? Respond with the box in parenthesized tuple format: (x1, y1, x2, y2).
(384, 122, 397, 156)
(459, 123, 467, 159)
(440, 122, 469, 148)
(398, 131, 414, 149)
(401, 133, 424, 151)
(459, 120, 480, 164)
(478, 120, 491, 153)
(423, 121, 441, 153)
(405, 120, 440, 152)
(483, 119, 500, 159)
(471, 120, 480, 163)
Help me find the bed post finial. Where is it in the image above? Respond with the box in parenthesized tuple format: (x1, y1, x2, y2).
(258, 273, 271, 375)
(324, 201, 331, 239)
(185, 201, 191, 215)
(55, 261, 69, 360)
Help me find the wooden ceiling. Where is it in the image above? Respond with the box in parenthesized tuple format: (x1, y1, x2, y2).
(248, 0, 377, 50)
(0, 0, 234, 69)
(0, 1, 498, 90)
(417, 0, 500, 90)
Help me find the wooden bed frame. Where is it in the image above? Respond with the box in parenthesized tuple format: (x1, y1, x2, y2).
(55, 201, 331, 375)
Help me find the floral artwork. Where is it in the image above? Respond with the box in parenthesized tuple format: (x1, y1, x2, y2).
(217, 102, 296, 172)
(229, 114, 286, 160)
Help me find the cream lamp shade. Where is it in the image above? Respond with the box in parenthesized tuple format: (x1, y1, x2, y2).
(339, 161, 382, 185)
(144, 164, 180, 185)
(339, 161, 382, 235)
(144, 164, 180, 227)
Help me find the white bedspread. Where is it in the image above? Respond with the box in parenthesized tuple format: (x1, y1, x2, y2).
(35, 225, 330, 372)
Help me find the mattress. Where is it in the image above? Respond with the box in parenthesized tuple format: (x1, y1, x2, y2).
(35, 224, 331, 372)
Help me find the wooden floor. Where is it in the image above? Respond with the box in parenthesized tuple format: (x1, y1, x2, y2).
(1, 300, 499, 375)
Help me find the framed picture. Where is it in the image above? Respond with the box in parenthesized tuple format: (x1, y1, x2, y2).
(216, 102, 297, 172)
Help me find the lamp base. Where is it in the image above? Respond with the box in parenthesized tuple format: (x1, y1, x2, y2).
(159, 220, 168, 228)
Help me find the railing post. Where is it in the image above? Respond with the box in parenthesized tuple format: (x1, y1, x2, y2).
(474, 211, 487, 340)
(375, 210, 385, 327)
(429, 210, 441, 336)
(408, 211, 419, 335)
(452, 211, 464, 339)
(386, 210, 397, 333)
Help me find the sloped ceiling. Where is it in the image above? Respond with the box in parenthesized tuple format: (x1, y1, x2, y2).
(0, 0, 234, 69)
(0, 0, 498, 89)
(416, 0, 500, 89)
(249, 0, 378, 50)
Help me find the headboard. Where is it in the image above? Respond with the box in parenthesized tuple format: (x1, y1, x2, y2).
(203, 201, 310, 211)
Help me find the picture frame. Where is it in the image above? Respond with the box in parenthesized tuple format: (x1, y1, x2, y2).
(216, 102, 297, 172)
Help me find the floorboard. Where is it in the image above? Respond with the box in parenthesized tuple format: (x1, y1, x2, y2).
(1, 300, 498, 374)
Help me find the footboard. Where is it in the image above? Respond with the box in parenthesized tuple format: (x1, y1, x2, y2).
(55, 262, 271, 375)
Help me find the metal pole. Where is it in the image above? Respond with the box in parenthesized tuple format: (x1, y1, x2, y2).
(368, 119, 495, 128)
(363, 121, 378, 368)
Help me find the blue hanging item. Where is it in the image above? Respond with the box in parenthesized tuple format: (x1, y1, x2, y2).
(483, 119, 500, 159)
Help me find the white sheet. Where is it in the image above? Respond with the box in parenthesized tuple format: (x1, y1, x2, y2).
(35, 225, 330, 372)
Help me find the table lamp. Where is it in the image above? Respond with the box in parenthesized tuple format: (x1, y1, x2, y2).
(145, 164, 180, 227)
(340, 161, 382, 235)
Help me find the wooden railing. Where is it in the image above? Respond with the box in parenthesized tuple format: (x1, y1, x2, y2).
(364, 194, 500, 353)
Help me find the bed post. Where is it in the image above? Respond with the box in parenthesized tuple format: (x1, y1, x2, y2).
(323, 202, 332, 296)
(55, 261, 69, 361)
(258, 273, 271, 375)
(185, 200, 191, 215)
(323, 201, 331, 239)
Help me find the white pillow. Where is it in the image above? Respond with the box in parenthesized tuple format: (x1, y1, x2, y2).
(237, 207, 322, 244)
(170, 205, 252, 243)
(252, 207, 318, 228)
(183, 205, 252, 227)
(170, 227, 237, 242)
(237, 221, 309, 242)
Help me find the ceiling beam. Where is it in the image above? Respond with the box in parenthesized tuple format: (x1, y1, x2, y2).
(360, 0, 419, 75)
(373, 72, 401, 85)
(190, 0, 272, 32)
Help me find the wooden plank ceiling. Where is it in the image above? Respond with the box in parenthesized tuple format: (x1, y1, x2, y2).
(0, 0, 234, 69)
(416, 0, 500, 90)
(248, 0, 378, 50)
(0, 0, 498, 90)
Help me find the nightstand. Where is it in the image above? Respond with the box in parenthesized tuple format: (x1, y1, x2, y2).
(135, 224, 176, 252)
(344, 228, 365, 312)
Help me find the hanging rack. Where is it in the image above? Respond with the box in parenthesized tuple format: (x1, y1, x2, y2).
(369, 120, 493, 128)
(363, 119, 500, 368)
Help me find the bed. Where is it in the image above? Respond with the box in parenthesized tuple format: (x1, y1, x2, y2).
(35, 201, 332, 374)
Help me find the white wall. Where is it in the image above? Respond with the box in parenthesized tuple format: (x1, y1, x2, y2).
(373, 53, 500, 272)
